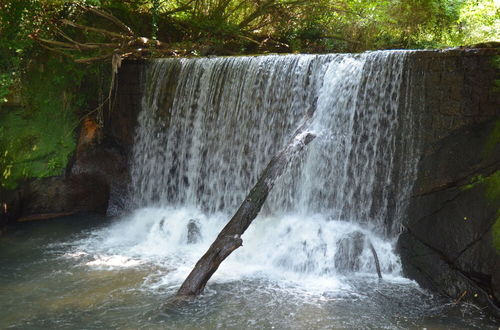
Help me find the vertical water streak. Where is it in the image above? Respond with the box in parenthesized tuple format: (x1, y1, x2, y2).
(130, 51, 418, 237)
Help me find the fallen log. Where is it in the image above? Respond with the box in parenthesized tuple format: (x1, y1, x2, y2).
(176, 122, 315, 297)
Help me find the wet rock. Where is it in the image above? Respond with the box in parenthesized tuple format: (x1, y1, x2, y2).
(187, 219, 201, 244)
(398, 118, 500, 317)
(68, 138, 129, 216)
(396, 51, 500, 316)
(0, 116, 118, 224)
(334, 231, 365, 272)
(6, 173, 109, 222)
(0, 62, 142, 225)
(105, 60, 144, 150)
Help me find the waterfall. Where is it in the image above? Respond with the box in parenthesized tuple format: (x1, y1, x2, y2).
(110, 51, 421, 283)
(131, 51, 418, 236)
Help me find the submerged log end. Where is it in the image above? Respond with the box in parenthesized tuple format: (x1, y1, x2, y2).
(175, 121, 315, 299)
(176, 235, 242, 297)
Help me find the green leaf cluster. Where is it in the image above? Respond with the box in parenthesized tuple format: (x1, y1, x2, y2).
(0, 1, 109, 189)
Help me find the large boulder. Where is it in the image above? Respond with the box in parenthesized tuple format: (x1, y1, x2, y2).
(334, 231, 365, 272)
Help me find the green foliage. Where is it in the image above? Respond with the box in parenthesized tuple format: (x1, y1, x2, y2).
(0, 1, 110, 189)
(458, 170, 500, 252)
(486, 172, 500, 252)
(0, 56, 85, 189)
(485, 170, 500, 202)
(0, 73, 13, 104)
(483, 119, 500, 158)
(493, 56, 500, 92)
(493, 211, 500, 252)
(461, 170, 499, 198)
(0, 52, 112, 189)
(0, 107, 76, 189)
(455, 0, 500, 45)
(282, 0, 499, 51)
(462, 174, 487, 190)
(0, 0, 35, 104)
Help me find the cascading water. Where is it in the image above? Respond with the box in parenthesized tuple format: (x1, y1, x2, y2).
(108, 50, 421, 287)
(5, 51, 499, 329)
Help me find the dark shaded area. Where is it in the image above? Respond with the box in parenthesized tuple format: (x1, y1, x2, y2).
(398, 118, 500, 317)
(106, 60, 146, 151)
(397, 48, 500, 317)
(0, 59, 144, 228)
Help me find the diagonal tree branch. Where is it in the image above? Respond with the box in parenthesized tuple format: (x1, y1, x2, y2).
(176, 120, 316, 297)
(75, 3, 135, 36)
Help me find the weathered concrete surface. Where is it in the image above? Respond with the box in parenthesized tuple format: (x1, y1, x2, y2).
(400, 48, 499, 148)
(397, 48, 500, 316)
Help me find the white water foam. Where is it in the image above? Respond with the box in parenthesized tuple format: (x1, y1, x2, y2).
(70, 51, 420, 295)
(69, 206, 407, 294)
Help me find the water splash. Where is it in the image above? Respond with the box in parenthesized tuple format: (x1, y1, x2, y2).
(131, 52, 417, 234)
(116, 51, 420, 284)
(71, 207, 402, 292)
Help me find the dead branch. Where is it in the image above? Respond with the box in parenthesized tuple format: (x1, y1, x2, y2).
(60, 19, 128, 39)
(368, 241, 382, 279)
(30, 4, 179, 63)
(75, 3, 135, 36)
(176, 121, 316, 297)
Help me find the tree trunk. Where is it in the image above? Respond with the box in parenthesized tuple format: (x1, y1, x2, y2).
(176, 122, 315, 297)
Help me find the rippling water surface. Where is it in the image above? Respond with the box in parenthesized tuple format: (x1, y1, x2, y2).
(1, 213, 497, 329)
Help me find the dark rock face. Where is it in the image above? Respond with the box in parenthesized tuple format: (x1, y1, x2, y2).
(0, 60, 144, 227)
(398, 49, 500, 316)
(187, 219, 201, 244)
(105, 60, 145, 150)
(404, 49, 499, 148)
(2, 174, 109, 223)
(69, 131, 130, 216)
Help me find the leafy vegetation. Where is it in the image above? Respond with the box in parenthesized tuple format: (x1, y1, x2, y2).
(0, 1, 109, 189)
(1, 0, 499, 189)
(483, 118, 500, 158)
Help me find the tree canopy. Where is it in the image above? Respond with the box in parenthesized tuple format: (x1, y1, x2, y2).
(2, 0, 499, 67)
